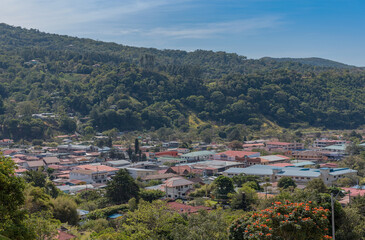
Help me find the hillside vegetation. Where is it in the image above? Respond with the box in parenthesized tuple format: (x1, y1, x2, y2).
(0, 23, 364, 140)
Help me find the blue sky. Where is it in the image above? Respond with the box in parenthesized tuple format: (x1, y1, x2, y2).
(1, 0, 365, 66)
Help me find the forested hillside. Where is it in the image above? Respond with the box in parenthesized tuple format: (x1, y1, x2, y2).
(0, 23, 364, 140)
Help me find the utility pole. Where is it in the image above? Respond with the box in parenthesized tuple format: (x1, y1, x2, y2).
(348, 190, 351, 205)
(331, 193, 335, 240)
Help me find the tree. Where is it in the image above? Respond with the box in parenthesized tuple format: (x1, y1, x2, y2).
(106, 169, 140, 204)
(278, 177, 297, 189)
(229, 201, 332, 240)
(24, 186, 54, 214)
(306, 178, 328, 193)
(214, 176, 235, 200)
(59, 116, 76, 133)
(127, 146, 133, 159)
(335, 207, 365, 240)
(134, 138, 140, 155)
(24, 169, 47, 187)
(172, 210, 233, 240)
(232, 174, 260, 187)
(0, 154, 34, 239)
(52, 196, 79, 225)
(84, 126, 95, 135)
(26, 212, 60, 240)
(140, 189, 165, 202)
(230, 185, 258, 211)
(229, 140, 243, 150)
(122, 200, 186, 240)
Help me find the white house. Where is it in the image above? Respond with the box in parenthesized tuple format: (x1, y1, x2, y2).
(163, 177, 194, 199)
(69, 169, 108, 184)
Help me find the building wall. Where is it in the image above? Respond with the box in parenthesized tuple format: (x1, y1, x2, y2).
(165, 184, 193, 199)
(70, 172, 93, 183)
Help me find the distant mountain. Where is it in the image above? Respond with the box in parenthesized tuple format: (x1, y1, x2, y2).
(261, 57, 357, 69)
(0, 23, 364, 140)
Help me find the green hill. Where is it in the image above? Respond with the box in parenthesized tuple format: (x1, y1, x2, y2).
(0, 23, 364, 140)
(261, 57, 357, 69)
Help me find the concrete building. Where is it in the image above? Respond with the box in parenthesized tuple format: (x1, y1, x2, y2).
(187, 160, 245, 176)
(69, 169, 108, 184)
(322, 144, 347, 154)
(290, 150, 325, 161)
(223, 165, 357, 186)
(126, 168, 158, 179)
(163, 177, 194, 199)
(313, 139, 347, 148)
(181, 151, 215, 162)
(213, 151, 260, 161)
(103, 160, 130, 168)
(266, 142, 304, 151)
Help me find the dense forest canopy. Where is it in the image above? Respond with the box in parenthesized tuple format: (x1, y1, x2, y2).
(0, 23, 364, 139)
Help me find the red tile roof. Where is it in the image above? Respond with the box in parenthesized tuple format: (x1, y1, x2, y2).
(76, 164, 118, 172)
(169, 165, 192, 175)
(341, 188, 365, 197)
(57, 230, 76, 240)
(167, 202, 209, 213)
(216, 150, 259, 158)
(267, 142, 294, 145)
(269, 163, 294, 167)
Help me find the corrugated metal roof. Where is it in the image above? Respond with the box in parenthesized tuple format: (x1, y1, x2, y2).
(182, 150, 215, 157)
(224, 165, 357, 178)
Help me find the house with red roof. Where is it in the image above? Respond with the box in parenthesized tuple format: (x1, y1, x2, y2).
(153, 151, 179, 157)
(0, 139, 14, 146)
(165, 165, 193, 176)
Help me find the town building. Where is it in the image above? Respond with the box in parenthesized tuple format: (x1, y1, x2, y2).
(181, 150, 215, 162)
(213, 151, 260, 161)
(162, 177, 194, 199)
(223, 165, 357, 186)
(69, 168, 109, 184)
(126, 168, 158, 179)
(313, 139, 347, 148)
(266, 142, 304, 151)
(290, 150, 326, 161)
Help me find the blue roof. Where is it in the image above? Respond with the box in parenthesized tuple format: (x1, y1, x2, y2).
(108, 213, 123, 219)
(77, 209, 89, 216)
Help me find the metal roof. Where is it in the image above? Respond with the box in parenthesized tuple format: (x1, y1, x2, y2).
(224, 165, 357, 178)
(182, 150, 215, 157)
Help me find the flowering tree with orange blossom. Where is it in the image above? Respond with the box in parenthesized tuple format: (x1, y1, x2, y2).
(229, 201, 332, 240)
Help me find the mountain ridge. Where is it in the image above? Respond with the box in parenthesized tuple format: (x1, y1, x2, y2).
(261, 57, 358, 69)
(0, 22, 364, 140)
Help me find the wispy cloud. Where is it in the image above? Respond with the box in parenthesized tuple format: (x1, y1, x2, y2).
(149, 17, 281, 39)
(113, 16, 282, 39)
(0, 0, 180, 31)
